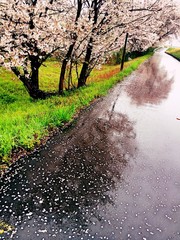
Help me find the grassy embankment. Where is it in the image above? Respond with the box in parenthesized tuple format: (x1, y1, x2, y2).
(0, 53, 152, 168)
(166, 48, 180, 60)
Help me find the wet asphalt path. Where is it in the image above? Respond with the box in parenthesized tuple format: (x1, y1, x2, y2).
(1, 51, 180, 239)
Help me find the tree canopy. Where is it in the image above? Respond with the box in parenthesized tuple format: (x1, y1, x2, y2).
(0, 0, 179, 98)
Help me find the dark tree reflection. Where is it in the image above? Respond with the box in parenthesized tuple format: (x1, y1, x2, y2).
(126, 55, 173, 105)
(0, 111, 136, 239)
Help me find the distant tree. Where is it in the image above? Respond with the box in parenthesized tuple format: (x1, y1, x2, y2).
(128, 1, 180, 51)
(75, 0, 180, 88)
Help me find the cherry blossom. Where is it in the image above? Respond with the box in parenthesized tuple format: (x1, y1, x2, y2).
(0, 0, 179, 98)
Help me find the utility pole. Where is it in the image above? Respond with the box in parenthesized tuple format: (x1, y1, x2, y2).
(120, 33, 129, 71)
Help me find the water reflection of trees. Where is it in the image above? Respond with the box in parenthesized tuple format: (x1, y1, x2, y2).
(126, 56, 173, 105)
(0, 112, 136, 238)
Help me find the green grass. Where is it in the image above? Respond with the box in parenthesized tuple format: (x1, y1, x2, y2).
(0, 54, 152, 166)
(166, 48, 180, 60)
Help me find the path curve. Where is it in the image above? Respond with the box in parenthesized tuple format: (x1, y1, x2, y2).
(1, 50, 180, 239)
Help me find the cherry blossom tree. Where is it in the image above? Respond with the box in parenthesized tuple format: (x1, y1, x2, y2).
(0, 0, 179, 98)
(58, 0, 83, 93)
(56, 0, 130, 90)
(0, 0, 72, 99)
(75, 0, 180, 88)
(128, 0, 180, 51)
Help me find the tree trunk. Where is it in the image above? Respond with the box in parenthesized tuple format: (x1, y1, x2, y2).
(24, 83, 46, 99)
(11, 60, 46, 99)
(78, 0, 99, 88)
(77, 62, 89, 88)
(30, 56, 39, 89)
(59, 44, 75, 93)
(58, 0, 82, 93)
(120, 33, 129, 71)
(78, 37, 93, 88)
(22, 75, 46, 99)
(59, 60, 66, 94)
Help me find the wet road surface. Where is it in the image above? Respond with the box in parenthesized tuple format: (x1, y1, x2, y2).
(1, 51, 180, 239)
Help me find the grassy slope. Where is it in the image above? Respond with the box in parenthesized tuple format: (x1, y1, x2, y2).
(166, 48, 180, 60)
(0, 54, 152, 166)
